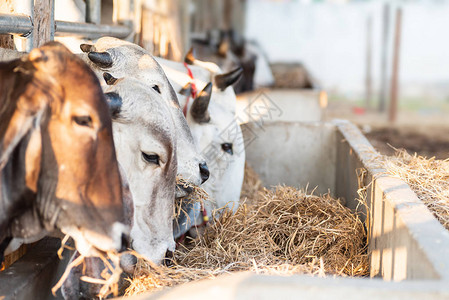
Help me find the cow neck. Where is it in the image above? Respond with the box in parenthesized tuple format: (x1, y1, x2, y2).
(182, 62, 198, 117)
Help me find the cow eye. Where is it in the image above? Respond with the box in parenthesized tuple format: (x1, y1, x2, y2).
(142, 152, 160, 165)
(221, 143, 233, 155)
(73, 116, 93, 128)
(152, 85, 161, 94)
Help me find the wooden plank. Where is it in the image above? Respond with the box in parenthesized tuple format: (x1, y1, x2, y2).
(1, 244, 29, 271)
(33, 0, 54, 48)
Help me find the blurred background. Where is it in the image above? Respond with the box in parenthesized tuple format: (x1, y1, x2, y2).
(1, 0, 448, 158)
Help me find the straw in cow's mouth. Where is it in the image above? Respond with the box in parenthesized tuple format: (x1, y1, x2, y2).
(174, 176, 212, 219)
(52, 235, 125, 299)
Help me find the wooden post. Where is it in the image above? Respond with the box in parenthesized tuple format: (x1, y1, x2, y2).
(388, 8, 402, 124)
(33, 0, 54, 48)
(223, 0, 232, 32)
(113, 0, 131, 26)
(86, 0, 101, 24)
(233, 0, 247, 38)
(178, 0, 191, 56)
(365, 14, 373, 109)
(113, 0, 133, 41)
(379, 3, 390, 113)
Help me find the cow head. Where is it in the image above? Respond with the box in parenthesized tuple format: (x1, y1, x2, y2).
(0, 42, 127, 257)
(157, 51, 245, 235)
(180, 81, 246, 223)
(80, 38, 208, 198)
(102, 74, 177, 264)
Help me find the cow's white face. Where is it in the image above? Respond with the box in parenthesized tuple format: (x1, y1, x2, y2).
(82, 37, 207, 193)
(156, 57, 245, 225)
(103, 77, 176, 264)
(186, 99, 245, 216)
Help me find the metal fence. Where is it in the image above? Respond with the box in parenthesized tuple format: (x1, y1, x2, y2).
(0, 0, 133, 52)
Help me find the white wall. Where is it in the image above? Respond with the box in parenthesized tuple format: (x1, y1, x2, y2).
(246, 0, 449, 101)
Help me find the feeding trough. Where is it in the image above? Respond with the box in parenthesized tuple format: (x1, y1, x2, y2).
(121, 120, 449, 299)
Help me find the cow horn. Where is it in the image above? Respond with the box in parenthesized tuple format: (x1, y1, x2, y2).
(214, 67, 243, 91)
(190, 82, 212, 123)
(103, 72, 118, 85)
(88, 51, 113, 68)
(179, 82, 192, 96)
(184, 47, 195, 65)
(80, 44, 94, 53)
(104, 92, 122, 119)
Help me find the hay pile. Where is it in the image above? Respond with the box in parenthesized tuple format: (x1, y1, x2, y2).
(384, 150, 449, 230)
(125, 165, 368, 296)
(270, 63, 315, 89)
(239, 163, 264, 204)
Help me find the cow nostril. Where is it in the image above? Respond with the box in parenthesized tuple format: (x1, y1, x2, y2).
(163, 250, 174, 267)
(199, 162, 209, 184)
(120, 232, 130, 252)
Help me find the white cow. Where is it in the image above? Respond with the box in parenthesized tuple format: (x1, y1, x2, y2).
(79, 38, 209, 196)
(154, 52, 246, 236)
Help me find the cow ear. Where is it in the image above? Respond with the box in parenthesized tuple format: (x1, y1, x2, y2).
(88, 51, 113, 68)
(104, 92, 122, 119)
(190, 82, 212, 123)
(214, 67, 243, 91)
(179, 82, 192, 96)
(80, 44, 94, 53)
(184, 47, 195, 65)
(0, 99, 45, 170)
(103, 72, 118, 85)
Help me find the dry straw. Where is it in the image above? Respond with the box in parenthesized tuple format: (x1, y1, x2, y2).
(384, 150, 449, 230)
(125, 164, 368, 296)
(174, 175, 212, 218)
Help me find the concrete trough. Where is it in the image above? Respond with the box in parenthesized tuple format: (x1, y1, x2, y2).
(236, 89, 324, 123)
(129, 120, 449, 299)
(2, 120, 449, 299)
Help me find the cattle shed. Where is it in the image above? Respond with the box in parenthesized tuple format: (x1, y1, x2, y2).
(0, 0, 244, 59)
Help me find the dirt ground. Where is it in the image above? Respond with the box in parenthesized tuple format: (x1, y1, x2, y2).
(364, 127, 449, 159)
(324, 100, 449, 160)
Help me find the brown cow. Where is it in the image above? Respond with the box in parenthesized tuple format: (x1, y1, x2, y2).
(0, 42, 127, 261)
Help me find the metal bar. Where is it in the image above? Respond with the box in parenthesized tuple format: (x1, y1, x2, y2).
(11, 0, 34, 52)
(0, 13, 32, 36)
(55, 20, 132, 38)
(0, 14, 132, 39)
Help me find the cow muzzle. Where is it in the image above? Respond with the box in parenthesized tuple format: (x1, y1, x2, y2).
(62, 222, 129, 257)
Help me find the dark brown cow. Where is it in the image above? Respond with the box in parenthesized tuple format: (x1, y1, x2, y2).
(0, 42, 127, 261)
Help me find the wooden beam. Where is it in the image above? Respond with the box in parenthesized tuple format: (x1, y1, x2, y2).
(33, 0, 54, 48)
(379, 3, 390, 113)
(365, 14, 373, 109)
